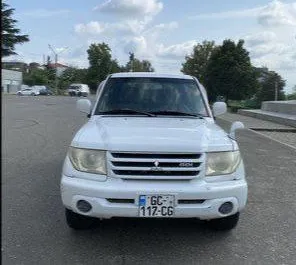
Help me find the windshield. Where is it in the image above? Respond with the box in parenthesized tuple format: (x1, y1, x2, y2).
(68, 85, 80, 90)
(95, 77, 208, 116)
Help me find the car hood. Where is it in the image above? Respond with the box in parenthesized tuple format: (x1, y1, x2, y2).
(71, 116, 234, 153)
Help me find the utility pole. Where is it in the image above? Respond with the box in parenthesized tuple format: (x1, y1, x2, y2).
(48, 44, 68, 94)
(275, 81, 278, 101)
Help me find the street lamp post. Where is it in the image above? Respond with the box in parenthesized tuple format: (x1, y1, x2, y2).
(48, 45, 68, 94)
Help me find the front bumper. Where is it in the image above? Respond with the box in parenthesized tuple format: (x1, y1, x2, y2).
(61, 171, 247, 220)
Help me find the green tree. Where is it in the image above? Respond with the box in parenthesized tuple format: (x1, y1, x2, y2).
(58, 67, 88, 90)
(23, 66, 56, 88)
(87, 43, 114, 90)
(287, 85, 296, 100)
(23, 69, 51, 86)
(181, 40, 216, 83)
(110, 59, 124, 73)
(1, 3, 29, 57)
(125, 52, 154, 72)
(256, 69, 286, 102)
(204, 39, 259, 102)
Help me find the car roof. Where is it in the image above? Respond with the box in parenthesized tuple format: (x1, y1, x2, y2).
(109, 72, 194, 80)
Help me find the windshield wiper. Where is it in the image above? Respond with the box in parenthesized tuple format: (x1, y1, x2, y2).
(97, 109, 156, 117)
(151, 110, 205, 118)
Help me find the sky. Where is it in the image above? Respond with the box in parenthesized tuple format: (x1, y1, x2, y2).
(5, 0, 296, 93)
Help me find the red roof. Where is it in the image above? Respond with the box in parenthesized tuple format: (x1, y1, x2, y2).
(48, 63, 68, 68)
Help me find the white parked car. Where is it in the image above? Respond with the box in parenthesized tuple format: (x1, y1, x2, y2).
(31, 85, 53, 96)
(68, 84, 90, 97)
(61, 72, 247, 231)
(17, 87, 40, 96)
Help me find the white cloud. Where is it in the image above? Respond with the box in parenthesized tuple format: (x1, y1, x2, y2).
(248, 42, 291, 58)
(23, 9, 70, 18)
(258, 1, 296, 27)
(189, 0, 296, 25)
(151, 21, 178, 30)
(189, 6, 263, 20)
(124, 36, 148, 54)
(243, 29, 296, 80)
(144, 21, 178, 36)
(156, 40, 197, 59)
(75, 17, 152, 36)
(234, 1, 296, 90)
(75, 22, 105, 35)
(55, 47, 70, 54)
(245, 31, 277, 47)
(72, 0, 295, 89)
(94, 0, 163, 17)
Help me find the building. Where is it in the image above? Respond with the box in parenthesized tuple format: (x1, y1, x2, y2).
(2, 61, 28, 73)
(1, 69, 23, 93)
(29, 62, 43, 71)
(47, 63, 68, 77)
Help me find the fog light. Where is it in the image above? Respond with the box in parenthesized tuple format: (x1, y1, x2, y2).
(77, 200, 92, 213)
(219, 202, 233, 214)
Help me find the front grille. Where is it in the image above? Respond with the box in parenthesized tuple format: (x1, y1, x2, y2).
(113, 170, 199, 176)
(112, 162, 201, 168)
(108, 152, 203, 180)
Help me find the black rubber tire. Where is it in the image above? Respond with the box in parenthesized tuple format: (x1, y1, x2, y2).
(65, 208, 95, 230)
(206, 212, 240, 231)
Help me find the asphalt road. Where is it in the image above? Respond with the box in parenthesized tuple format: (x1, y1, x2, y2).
(2, 95, 296, 265)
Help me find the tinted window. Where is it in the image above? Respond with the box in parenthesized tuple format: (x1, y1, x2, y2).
(68, 85, 81, 90)
(95, 77, 208, 116)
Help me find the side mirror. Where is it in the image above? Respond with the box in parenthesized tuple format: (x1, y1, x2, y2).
(212, 102, 227, 117)
(77, 99, 92, 115)
(229, 121, 244, 139)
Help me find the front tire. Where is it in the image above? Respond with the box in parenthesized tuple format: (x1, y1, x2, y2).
(65, 209, 95, 230)
(206, 212, 240, 231)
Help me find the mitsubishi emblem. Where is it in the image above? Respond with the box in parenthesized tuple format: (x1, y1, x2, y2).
(151, 160, 162, 171)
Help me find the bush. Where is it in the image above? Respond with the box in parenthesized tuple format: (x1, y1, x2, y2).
(287, 93, 296, 100)
(244, 99, 261, 109)
(227, 99, 261, 113)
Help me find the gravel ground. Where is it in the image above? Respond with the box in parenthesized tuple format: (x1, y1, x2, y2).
(255, 131, 296, 148)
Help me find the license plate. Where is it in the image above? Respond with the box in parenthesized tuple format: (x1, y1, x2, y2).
(138, 195, 175, 217)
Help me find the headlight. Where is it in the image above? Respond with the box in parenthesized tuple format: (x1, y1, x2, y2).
(206, 151, 241, 176)
(68, 147, 106, 175)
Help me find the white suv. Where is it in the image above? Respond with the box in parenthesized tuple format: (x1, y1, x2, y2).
(68, 84, 90, 97)
(61, 72, 247, 231)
